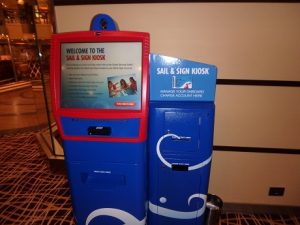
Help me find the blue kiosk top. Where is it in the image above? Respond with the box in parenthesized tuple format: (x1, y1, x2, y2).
(150, 54, 217, 102)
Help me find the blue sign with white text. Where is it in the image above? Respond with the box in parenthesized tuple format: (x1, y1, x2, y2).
(150, 54, 217, 102)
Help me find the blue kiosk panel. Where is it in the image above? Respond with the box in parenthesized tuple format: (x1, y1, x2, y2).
(61, 117, 140, 139)
(63, 140, 146, 225)
(147, 54, 217, 225)
(148, 102, 214, 225)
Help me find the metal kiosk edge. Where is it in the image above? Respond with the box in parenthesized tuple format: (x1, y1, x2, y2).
(147, 54, 217, 225)
(50, 31, 150, 225)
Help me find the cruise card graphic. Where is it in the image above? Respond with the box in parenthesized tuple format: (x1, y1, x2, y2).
(172, 76, 192, 89)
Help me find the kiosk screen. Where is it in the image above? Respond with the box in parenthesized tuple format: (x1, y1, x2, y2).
(60, 42, 142, 110)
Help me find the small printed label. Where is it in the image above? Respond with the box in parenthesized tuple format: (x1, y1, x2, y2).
(114, 101, 136, 107)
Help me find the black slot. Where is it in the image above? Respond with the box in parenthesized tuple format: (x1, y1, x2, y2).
(172, 164, 189, 171)
(88, 126, 111, 136)
(268, 187, 285, 196)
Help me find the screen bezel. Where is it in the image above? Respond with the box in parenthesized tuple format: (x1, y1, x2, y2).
(50, 31, 149, 142)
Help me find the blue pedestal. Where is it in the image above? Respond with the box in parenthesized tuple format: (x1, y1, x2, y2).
(63, 139, 147, 225)
(147, 101, 215, 225)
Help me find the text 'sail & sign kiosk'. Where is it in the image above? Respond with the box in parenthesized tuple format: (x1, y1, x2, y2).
(50, 31, 149, 225)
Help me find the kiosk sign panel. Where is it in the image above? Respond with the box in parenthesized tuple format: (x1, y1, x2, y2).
(61, 42, 142, 110)
(150, 54, 217, 102)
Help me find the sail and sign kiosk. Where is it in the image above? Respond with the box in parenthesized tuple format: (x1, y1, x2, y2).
(50, 30, 149, 225)
(147, 54, 217, 225)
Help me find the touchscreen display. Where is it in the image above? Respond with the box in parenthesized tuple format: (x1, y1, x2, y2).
(60, 42, 142, 110)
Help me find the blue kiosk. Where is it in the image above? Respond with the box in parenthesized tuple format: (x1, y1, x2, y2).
(50, 13, 218, 225)
(147, 54, 217, 225)
(50, 16, 150, 224)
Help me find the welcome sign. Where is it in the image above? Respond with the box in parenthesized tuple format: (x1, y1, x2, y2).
(60, 42, 142, 110)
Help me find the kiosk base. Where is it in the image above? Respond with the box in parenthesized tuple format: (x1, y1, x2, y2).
(147, 101, 214, 225)
(63, 140, 147, 225)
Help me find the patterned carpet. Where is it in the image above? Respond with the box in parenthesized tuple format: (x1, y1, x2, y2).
(220, 213, 300, 225)
(0, 128, 74, 225)
(0, 129, 299, 225)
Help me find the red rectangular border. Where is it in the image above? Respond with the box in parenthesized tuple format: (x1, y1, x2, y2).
(50, 31, 150, 142)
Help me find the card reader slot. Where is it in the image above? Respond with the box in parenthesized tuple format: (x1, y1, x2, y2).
(171, 164, 189, 171)
(88, 126, 111, 136)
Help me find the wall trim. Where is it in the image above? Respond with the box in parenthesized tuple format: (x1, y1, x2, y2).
(53, 1, 300, 6)
(223, 202, 300, 215)
(217, 79, 300, 87)
(213, 145, 300, 154)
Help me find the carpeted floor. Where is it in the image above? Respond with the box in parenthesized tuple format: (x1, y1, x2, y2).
(0, 129, 299, 225)
(220, 213, 300, 225)
(0, 128, 74, 225)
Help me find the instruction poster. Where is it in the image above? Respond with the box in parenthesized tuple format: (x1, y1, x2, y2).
(60, 42, 142, 110)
